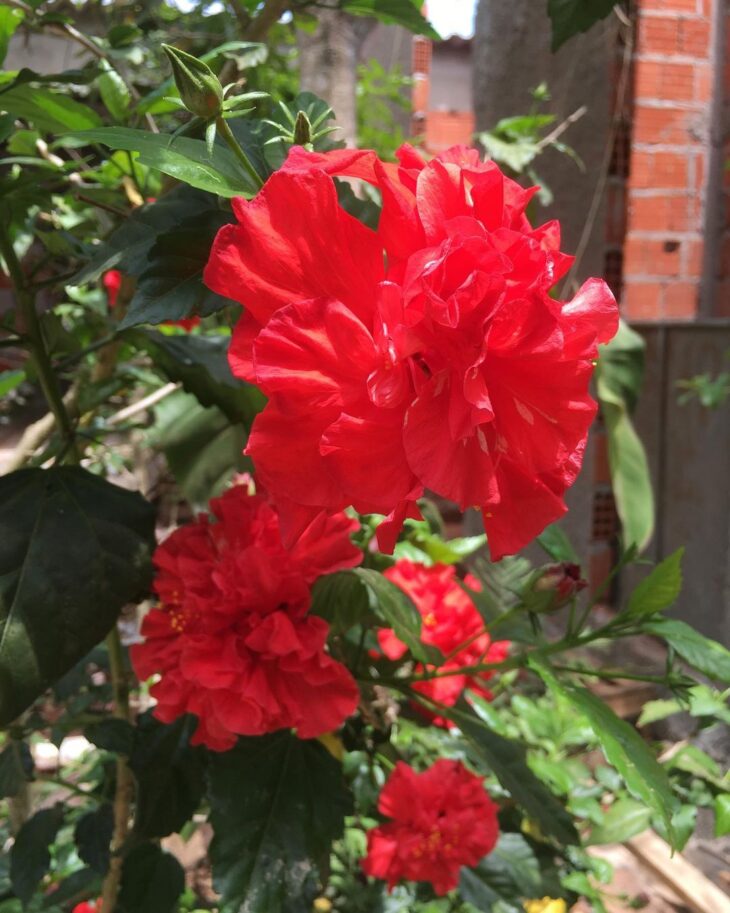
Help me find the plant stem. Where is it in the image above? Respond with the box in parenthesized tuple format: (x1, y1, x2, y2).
(0, 227, 76, 452)
(100, 625, 135, 913)
(215, 115, 264, 189)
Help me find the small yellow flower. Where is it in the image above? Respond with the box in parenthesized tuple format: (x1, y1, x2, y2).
(313, 899, 332, 912)
(524, 899, 568, 913)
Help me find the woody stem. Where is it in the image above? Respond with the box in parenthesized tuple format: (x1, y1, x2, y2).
(100, 625, 135, 913)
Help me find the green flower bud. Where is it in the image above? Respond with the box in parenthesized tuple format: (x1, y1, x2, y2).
(293, 110, 312, 146)
(162, 44, 223, 119)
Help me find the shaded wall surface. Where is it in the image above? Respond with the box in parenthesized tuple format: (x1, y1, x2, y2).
(472, 0, 618, 283)
(624, 323, 730, 643)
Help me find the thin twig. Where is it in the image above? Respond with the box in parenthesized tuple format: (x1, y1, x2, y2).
(534, 104, 587, 152)
(100, 625, 135, 913)
(106, 382, 180, 426)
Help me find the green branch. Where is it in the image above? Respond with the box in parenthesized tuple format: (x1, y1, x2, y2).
(0, 227, 76, 451)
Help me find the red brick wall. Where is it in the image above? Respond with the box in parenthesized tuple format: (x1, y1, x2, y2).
(623, 0, 714, 320)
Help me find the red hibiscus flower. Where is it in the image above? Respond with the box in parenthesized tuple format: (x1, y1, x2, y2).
(72, 902, 101, 913)
(204, 144, 618, 559)
(362, 759, 500, 894)
(130, 479, 361, 750)
(378, 560, 508, 723)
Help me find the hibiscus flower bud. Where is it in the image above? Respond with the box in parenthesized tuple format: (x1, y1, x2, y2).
(162, 44, 223, 119)
(526, 562, 587, 613)
(293, 110, 312, 146)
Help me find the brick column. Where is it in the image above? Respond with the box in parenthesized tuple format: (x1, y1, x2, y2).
(623, 0, 713, 320)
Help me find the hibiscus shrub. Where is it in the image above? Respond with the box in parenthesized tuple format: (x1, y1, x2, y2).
(1, 13, 730, 913)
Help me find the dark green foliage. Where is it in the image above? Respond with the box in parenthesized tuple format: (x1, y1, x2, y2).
(208, 732, 352, 913)
(0, 468, 155, 725)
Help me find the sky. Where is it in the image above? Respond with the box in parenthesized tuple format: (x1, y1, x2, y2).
(427, 0, 476, 39)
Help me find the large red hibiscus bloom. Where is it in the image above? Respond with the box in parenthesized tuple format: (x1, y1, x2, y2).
(130, 479, 361, 750)
(204, 145, 618, 559)
(362, 759, 500, 894)
(378, 560, 509, 724)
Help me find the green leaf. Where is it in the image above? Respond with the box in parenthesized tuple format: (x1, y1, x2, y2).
(0, 84, 102, 133)
(653, 804, 697, 852)
(0, 740, 32, 798)
(588, 798, 652, 845)
(97, 60, 131, 122)
(415, 533, 487, 565)
(0, 467, 155, 725)
(129, 712, 207, 840)
(67, 127, 255, 197)
(74, 803, 114, 874)
(715, 794, 730, 837)
(343, 0, 439, 38)
(311, 571, 372, 634)
(118, 844, 185, 913)
(10, 804, 65, 905)
(122, 224, 235, 328)
(531, 659, 678, 844)
(596, 321, 654, 552)
(460, 833, 542, 910)
(129, 330, 264, 425)
(644, 618, 730, 683)
(84, 718, 135, 754)
(208, 732, 352, 913)
(0, 7, 24, 67)
(451, 698, 579, 846)
(146, 391, 249, 506)
(352, 567, 440, 665)
(625, 548, 684, 619)
(537, 523, 579, 563)
(547, 0, 616, 51)
(637, 697, 682, 727)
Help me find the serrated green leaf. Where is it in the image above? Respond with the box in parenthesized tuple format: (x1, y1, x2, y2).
(342, 0, 439, 38)
(587, 798, 651, 845)
(644, 618, 730, 683)
(127, 330, 264, 425)
(460, 833, 542, 910)
(84, 718, 135, 754)
(74, 803, 114, 874)
(67, 127, 255, 197)
(626, 548, 683, 618)
(129, 712, 207, 840)
(0, 467, 155, 724)
(98, 60, 131, 122)
(208, 732, 352, 913)
(537, 523, 579, 563)
(531, 659, 678, 845)
(146, 392, 249, 506)
(10, 805, 65, 905)
(450, 698, 578, 846)
(311, 571, 372, 633)
(596, 321, 654, 552)
(118, 844, 185, 913)
(0, 84, 102, 133)
(352, 567, 441, 665)
(120, 220, 235, 327)
(715, 794, 730, 837)
(547, 0, 616, 51)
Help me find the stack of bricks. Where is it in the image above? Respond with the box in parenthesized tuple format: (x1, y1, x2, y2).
(622, 0, 714, 320)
